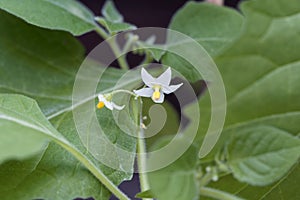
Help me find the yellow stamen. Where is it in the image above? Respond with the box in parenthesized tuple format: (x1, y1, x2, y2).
(97, 101, 105, 109)
(152, 86, 161, 100)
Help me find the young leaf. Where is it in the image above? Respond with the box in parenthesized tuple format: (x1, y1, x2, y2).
(97, 1, 136, 34)
(227, 126, 300, 186)
(96, 16, 136, 34)
(101, 0, 123, 23)
(0, 0, 96, 35)
(134, 36, 166, 62)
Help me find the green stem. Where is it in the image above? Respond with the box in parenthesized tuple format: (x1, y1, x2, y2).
(94, 24, 109, 39)
(122, 34, 139, 53)
(136, 99, 152, 200)
(199, 170, 213, 187)
(137, 130, 150, 191)
(140, 52, 154, 66)
(94, 26, 129, 70)
(109, 37, 130, 70)
(55, 138, 130, 200)
(200, 187, 244, 200)
(112, 89, 137, 97)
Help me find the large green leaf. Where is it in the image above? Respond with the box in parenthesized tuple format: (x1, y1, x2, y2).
(0, 94, 107, 200)
(0, 10, 83, 117)
(227, 125, 300, 186)
(168, 2, 243, 56)
(208, 0, 300, 156)
(157, 0, 300, 199)
(0, 10, 138, 199)
(196, 0, 300, 198)
(0, 103, 130, 200)
(162, 2, 243, 81)
(0, 0, 96, 35)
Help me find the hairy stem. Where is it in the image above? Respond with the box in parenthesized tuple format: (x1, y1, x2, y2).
(200, 187, 244, 200)
(122, 34, 139, 53)
(136, 99, 152, 200)
(94, 25, 129, 70)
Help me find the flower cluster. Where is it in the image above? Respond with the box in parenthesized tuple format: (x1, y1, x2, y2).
(97, 67, 183, 110)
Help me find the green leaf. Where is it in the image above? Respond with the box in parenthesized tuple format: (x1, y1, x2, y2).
(0, 106, 132, 199)
(134, 36, 166, 62)
(259, 162, 300, 199)
(135, 190, 155, 198)
(51, 111, 135, 185)
(97, 1, 136, 34)
(227, 126, 300, 186)
(162, 2, 243, 81)
(0, 0, 96, 35)
(0, 10, 138, 171)
(96, 16, 136, 34)
(202, 0, 300, 153)
(0, 143, 111, 200)
(0, 94, 62, 163)
(101, 0, 123, 23)
(206, 161, 300, 200)
(157, 0, 300, 198)
(0, 10, 138, 199)
(168, 2, 243, 56)
(195, 0, 300, 198)
(148, 137, 199, 200)
(0, 10, 84, 117)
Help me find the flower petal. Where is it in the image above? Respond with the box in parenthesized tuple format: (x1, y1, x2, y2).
(134, 88, 153, 97)
(104, 101, 114, 110)
(112, 102, 125, 110)
(162, 83, 183, 94)
(155, 67, 172, 86)
(141, 68, 155, 87)
(98, 94, 105, 101)
(152, 92, 165, 103)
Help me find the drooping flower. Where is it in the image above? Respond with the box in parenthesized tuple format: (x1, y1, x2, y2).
(134, 67, 183, 103)
(97, 94, 125, 110)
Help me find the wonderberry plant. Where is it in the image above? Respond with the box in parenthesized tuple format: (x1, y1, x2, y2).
(0, 0, 299, 200)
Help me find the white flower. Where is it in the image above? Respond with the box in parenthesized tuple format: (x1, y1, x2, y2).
(134, 67, 183, 103)
(97, 94, 125, 110)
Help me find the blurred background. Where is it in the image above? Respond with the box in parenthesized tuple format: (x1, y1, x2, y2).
(76, 0, 241, 199)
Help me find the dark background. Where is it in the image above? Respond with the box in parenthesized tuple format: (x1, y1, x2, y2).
(76, 0, 241, 199)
